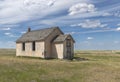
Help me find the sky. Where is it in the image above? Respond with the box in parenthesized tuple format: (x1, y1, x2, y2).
(0, 0, 120, 50)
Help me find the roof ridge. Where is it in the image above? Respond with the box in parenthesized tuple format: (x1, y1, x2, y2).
(29, 26, 59, 32)
(16, 26, 62, 43)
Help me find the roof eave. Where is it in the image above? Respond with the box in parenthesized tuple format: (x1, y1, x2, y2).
(16, 39, 45, 43)
(53, 41, 64, 43)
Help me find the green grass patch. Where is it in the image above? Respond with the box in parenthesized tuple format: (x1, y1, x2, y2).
(0, 49, 120, 82)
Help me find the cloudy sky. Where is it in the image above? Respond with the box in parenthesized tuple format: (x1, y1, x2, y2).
(0, 0, 120, 50)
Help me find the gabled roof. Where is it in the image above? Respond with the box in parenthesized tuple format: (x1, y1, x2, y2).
(53, 34, 75, 43)
(16, 27, 63, 43)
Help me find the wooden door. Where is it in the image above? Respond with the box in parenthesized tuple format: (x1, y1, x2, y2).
(66, 39, 72, 59)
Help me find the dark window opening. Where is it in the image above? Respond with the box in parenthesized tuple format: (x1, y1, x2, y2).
(22, 43, 25, 51)
(32, 41, 36, 51)
(66, 39, 71, 47)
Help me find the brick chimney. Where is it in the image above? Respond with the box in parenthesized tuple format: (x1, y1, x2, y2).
(28, 27, 31, 32)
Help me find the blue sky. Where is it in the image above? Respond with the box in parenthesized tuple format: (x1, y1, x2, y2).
(0, 0, 120, 50)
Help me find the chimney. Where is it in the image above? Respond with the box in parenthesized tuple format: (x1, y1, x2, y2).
(28, 27, 31, 32)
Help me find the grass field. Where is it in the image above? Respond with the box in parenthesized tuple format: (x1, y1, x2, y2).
(0, 49, 120, 82)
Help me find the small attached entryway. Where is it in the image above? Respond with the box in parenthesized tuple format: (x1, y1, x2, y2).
(52, 34, 75, 59)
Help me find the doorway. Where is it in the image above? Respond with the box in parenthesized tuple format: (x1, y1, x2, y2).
(66, 39, 72, 59)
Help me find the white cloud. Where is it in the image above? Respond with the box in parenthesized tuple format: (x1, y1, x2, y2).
(114, 41, 119, 44)
(21, 31, 26, 34)
(23, 0, 55, 10)
(4, 33, 11, 35)
(113, 23, 120, 33)
(68, 3, 96, 15)
(68, 29, 117, 34)
(113, 11, 120, 17)
(0, 0, 56, 24)
(102, 12, 111, 16)
(4, 32, 16, 37)
(103, 11, 120, 17)
(116, 27, 120, 31)
(0, 27, 11, 30)
(117, 24, 120, 26)
(0, 0, 90, 25)
(116, 24, 120, 31)
(71, 20, 107, 28)
(87, 37, 94, 40)
(65, 32, 76, 35)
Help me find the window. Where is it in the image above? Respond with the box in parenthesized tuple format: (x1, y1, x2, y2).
(22, 42, 25, 51)
(32, 41, 36, 51)
(66, 39, 71, 47)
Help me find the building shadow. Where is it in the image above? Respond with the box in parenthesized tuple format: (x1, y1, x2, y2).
(73, 57, 89, 61)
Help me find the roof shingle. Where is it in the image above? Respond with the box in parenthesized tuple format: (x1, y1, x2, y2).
(16, 27, 60, 43)
(53, 34, 75, 43)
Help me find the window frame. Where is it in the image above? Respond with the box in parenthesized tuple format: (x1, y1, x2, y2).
(32, 41, 36, 51)
(66, 39, 71, 47)
(22, 42, 25, 51)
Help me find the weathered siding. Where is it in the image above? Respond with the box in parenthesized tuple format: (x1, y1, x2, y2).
(16, 28, 74, 59)
(16, 41, 45, 58)
(63, 36, 74, 59)
(71, 40, 74, 58)
(52, 36, 74, 59)
(52, 43, 64, 59)
(64, 36, 74, 59)
(63, 41, 66, 58)
(45, 28, 62, 58)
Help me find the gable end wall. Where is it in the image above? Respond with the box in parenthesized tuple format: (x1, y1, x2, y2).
(45, 28, 63, 58)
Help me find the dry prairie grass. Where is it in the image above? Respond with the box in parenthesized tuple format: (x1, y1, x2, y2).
(0, 49, 120, 82)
